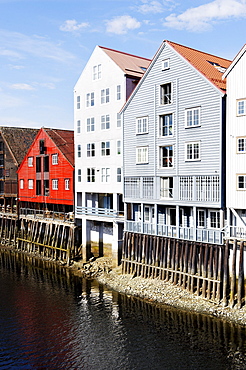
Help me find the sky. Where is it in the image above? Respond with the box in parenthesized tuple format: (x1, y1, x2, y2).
(1, 0, 246, 130)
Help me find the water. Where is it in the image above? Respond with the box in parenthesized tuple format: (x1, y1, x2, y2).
(0, 250, 246, 370)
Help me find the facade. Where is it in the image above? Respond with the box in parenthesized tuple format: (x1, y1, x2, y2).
(18, 127, 74, 213)
(122, 40, 231, 245)
(0, 127, 38, 213)
(74, 45, 151, 265)
(223, 45, 246, 238)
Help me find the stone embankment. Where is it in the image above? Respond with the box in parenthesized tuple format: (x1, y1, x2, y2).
(72, 257, 246, 327)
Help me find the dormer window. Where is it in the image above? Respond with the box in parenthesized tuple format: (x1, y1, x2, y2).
(207, 60, 226, 73)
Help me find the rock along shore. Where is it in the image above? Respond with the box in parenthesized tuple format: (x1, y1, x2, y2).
(71, 257, 246, 328)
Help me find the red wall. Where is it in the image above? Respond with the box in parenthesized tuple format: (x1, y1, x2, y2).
(18, 129, 74, 206)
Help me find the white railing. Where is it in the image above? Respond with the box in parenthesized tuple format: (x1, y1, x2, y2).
(75, 206, 124, 218)
(229, 226, 246, 239)
(125, 220, 224, 244)
(19, 208, 74, 223)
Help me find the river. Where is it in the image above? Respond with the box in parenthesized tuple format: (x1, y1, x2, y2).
(0, 249, 246, 370)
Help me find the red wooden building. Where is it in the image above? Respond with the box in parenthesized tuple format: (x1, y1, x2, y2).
(17, 128, 74, 213)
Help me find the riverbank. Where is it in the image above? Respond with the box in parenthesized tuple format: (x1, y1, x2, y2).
(71, 257, 246, 327)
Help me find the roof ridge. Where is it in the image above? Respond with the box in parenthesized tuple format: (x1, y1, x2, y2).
(99, 45, 151, 61)
(166, 40, 231, 62)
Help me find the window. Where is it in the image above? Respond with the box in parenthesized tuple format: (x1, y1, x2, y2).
(78, 169, 81, 182)
(117, 140, 121, 155)
(160, 83, 171, 105)
(93, 64, 101, 80)
(39, 139, 45, 154)
(237, 137, 246, 153)
(77, 145, 81, 158)
(77, 120, 81, 134)
(87, 168, 95, 182)
(160, 177, 173, 198)
(117, 113, 121, 128)
(101, 88, 109, 104)
(101, 141, 110, 156)
(86, 92, 94, 107)
(185, 107, 200, 127)
(20, 179, 24, 189)
(52, 179, 58, 190)
(36, 180, 41, 195)
(136, 146, 148, 164)
(162, 58, 170, 70)
(160, 146, 173, 168)
(87, 117, 95, 132)
(101, 115, 110, 130)
(237, 175, 246, 190)
(44, 156, 49, 172)
(36, 157, 41, 173)
(209, 210, 220, 229)
(52, 153, 58, 165)
(186, 142, 200, 161)
(160, 114, 173, 136)
(44, 180, 49, 196)
(77, 96, 80, 109)
(65, 179, 70, 190)
(198, 210, 205, 228)
(136, 116, 148, 134)
(28, 157, 33, 167)
(87, 143, 95, 157)
(101, 168, 110, 182)
(117, 85, 121, 100)
(117, 168, 122, 182)
(237, 99, 246, 116)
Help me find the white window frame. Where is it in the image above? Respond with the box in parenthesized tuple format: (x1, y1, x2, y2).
(160, 146, 173, 168)
(116, 85, 121, 100)
(185, 107, 201, 127)
(101, 115, 110, 130)
(160, 82, 172, 105)
(78, 169, 81, 182)
(101, 88, 109, 104)
(209, 210, 220, 229)
(159, 113, 173, 137)
(77, 145, 81, 158)
(77, 96, 80, 109)
(20, 179, 24, 189)
(101, 167, 110, 183)
(162, 58, 170, 70)
(28, 157, 33, 167)
(93, 64, 101, 80)
(136, 146, 148, 164)
(237, 98, 246, 116)
(28, 179, 33, 190)
(65, 178, 70, 190)
(117, 140, 121, 155)
(87, 168, 95, 182)
(160, 177, 173, 199)
(52, 179, 58, 190)
(52, 153, 58, 165)
(237, 174, 246, 190)
(101, 141, 110, 156)
(117, 168, 121, 182)
(136, 116, 148, 134)
(77, 120, 81, 134)
(197, 209, 206, 228)
(86, 92, 94, 107)
(87, 117, 95, 132)
(87, 143, 95, 157)
(117, 113, 121, 128)
(185, 142, 200, 161)
(237, 137, 246, 153)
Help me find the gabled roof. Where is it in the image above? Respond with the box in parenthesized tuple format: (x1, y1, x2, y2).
(167, 40, 231, 92)
(0, 127, 39, 166)
(44, 128, 74, 167)
(100, 46, 151, 78)
(222, 44, 246, 79)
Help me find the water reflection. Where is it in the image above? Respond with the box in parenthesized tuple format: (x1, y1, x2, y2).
(0, 249, 246, 370)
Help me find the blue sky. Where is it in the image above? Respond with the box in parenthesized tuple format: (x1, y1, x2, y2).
(1, 0, 246, 130)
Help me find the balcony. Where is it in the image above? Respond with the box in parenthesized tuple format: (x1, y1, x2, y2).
(125, 220, 224, 244)
(75, 206, 124, 219)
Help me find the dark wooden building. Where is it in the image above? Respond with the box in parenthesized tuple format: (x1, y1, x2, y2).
(0, 127, 39, 213)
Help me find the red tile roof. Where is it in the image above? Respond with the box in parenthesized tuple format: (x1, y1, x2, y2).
(44, 128, 74, 166)
(167, 40, 232, 92)
(100, 46, 151, 78)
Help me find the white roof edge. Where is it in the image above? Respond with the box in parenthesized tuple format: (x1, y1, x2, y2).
(222, 44, 246, 79)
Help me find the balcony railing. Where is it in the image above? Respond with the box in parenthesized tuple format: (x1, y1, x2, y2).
(75, 206, 124, 218)
(19, 208, 74, 223)
(228, 226, 246, 239)
(125, 220, 224, 244)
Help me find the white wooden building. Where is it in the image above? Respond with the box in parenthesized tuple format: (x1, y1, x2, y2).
(74, 45, 150, 265)
(121, 40, 231, 244)
(223, 45, 246, 239)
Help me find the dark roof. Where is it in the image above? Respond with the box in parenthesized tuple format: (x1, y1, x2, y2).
(44, 128, 74, 166)
(0, 127, 39, 166)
